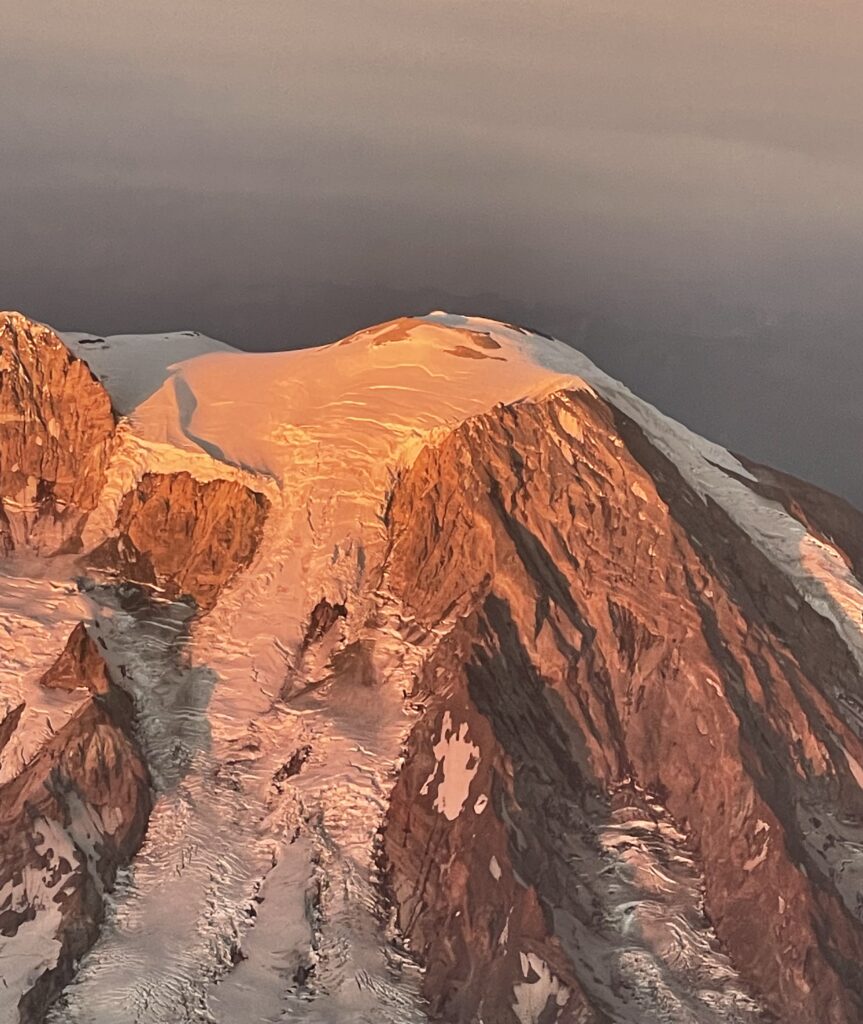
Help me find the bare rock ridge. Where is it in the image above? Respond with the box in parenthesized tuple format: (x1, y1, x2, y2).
(0, 313, 115, 554)
(0, 703, 25, 760)
(38, 622, 111, 694)
(381, 390, 863, 1024)
(1, 310, 862, 1024)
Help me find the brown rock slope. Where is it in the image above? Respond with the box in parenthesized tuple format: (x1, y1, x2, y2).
(91, 471, 270, 610)
(0, 629, 151, 1024)
(37, 622, 111, 694)
(0, 313, 115, 553)
(381, 389, 863, 1024)
(0, 313, 270, 605)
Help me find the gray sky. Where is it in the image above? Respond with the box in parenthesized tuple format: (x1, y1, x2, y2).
(2, 1, 861, 504)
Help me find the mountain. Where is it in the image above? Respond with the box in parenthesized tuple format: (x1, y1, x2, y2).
(0, 309, 862, 1024)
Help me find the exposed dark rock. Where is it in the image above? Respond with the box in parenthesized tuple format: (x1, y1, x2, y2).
(0, 313, 115, 554)
(91, 471, 270, 610)
(0, 502, 13, 557)
(38, 622, 111, 694)
(0, 702, 25, 761)
(273, 745, 312, 786)
(301, 598, 347, 651)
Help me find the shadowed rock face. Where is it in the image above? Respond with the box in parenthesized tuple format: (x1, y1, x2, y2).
(0, 314, 115, 554)
(0, 629, 151, 1024)
(0, 703, 25, 760)
(381, 390, 863, 1024)
(91, 471, 270, 610)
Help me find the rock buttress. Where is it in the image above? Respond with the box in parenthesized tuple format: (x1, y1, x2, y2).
(0, 313, 115, 554)
(381, 390, 863, 1024)
(91, 471, 269, 610)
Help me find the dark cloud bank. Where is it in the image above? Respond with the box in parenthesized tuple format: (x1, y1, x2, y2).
(2, 1, 861, 504)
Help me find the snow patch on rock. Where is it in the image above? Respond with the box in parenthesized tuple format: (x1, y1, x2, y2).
(420, 711, 481, 821)
(0, 818, 75, 1024)
(512, 952, 570, 1024)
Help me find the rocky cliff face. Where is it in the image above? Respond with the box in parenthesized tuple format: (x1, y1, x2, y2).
(0, 628, 150, 1024)
(0, 312, 270, 601)
(38, 622, 112, 695)
(381, 390, 863, 1024)
(91, 471, 270, 610)
(0, 314, 115, 554)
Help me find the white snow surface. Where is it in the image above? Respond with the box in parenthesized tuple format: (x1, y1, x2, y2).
(5, 310, 862, 1022)
(420, 711, 481, 821)
(60, 330, 236, 415)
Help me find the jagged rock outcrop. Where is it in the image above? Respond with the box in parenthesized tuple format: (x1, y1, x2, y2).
(301, 597, 348, 652)
(0, 703, 24, 761)
(0, 314, 115, 553)
(91, 471, 270, 610)
(0, 504, 13, 557)
(0, 627, 150, 1024)
(38, 622, 111, 694)
(381, 389, 863, 1024)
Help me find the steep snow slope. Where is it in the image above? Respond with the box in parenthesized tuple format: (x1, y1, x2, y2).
(3, 310, 863, 1024)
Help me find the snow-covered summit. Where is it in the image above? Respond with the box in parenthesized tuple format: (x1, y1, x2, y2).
(117, 313, 593, 482)
(3, 308, 863, 1023)
(58, 310, 863, 685)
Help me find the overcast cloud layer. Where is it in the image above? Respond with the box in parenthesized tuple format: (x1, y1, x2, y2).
(1, 1, 861, 503)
